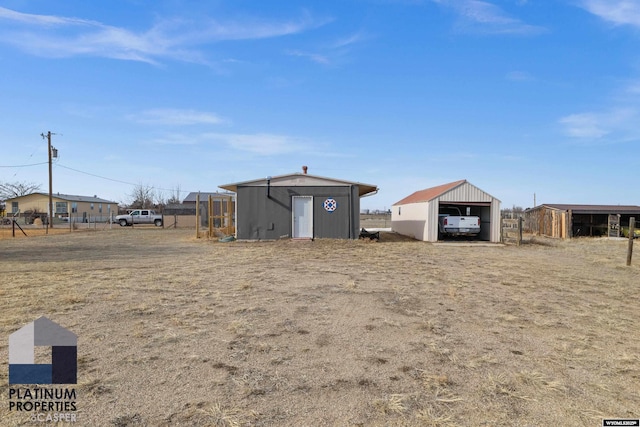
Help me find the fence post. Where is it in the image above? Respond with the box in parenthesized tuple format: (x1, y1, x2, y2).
(517, 216, 523, 246)
(208, 195, 214, 238)
(195, 194, 200, 238)
(627, 217, 635, 266)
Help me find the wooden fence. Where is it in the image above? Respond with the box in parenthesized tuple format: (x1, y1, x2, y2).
(501, 216, 523, 245)
(195, 194, 235, 239)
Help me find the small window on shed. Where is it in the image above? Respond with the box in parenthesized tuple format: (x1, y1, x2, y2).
(398, 206, 401, 216)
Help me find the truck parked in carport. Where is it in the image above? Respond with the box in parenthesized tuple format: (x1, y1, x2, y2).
(114, 209, 163, 227)
(438, 207, 481, 238)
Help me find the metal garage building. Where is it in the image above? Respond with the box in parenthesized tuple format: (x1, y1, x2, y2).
(219, 168, 378, 240)
(391, 180, 501, 242)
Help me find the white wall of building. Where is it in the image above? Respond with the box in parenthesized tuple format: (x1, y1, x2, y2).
(391, 201, 430, 240)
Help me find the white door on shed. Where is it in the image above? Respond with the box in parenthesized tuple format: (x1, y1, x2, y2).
(292, 196, 313, 238)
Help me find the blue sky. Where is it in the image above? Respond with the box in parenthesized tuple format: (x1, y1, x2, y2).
(1, 0, 639, 211)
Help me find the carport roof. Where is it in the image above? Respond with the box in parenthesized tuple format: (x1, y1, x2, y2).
(219, 173, 378, 197)
(528, 204, 640, 215)
(392, 180, 467, 205)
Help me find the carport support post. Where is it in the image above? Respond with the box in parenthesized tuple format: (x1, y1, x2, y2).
(568, 209, 573, 239)
(627, 217, 635, 266)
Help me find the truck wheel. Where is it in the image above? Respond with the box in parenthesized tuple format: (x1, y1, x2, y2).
(119, 219, 128, 227)
(154, 219, 162, 227)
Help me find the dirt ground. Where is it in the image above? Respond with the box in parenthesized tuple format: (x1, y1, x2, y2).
(1, 228, 638, 426)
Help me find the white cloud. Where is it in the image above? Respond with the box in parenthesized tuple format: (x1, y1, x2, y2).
(133, 109, 227, 126)
(204, 133, 311, 155)
(432, 0, 546, 35)
(0, 7, 328, 64)
(286, 49, 330, 65)
(331, 31, 368, 49)
(286, 31, 368, 66)
(0, 7, 98, 26)
(559, 113, 609, 138)
(559, 77, 640, 144)
(559, 109, 638, 141)
(579, 0, 640, 27)
(150, 133, 200, 145)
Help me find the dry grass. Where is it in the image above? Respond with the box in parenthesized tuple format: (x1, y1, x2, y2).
(1, 228, 639, 426)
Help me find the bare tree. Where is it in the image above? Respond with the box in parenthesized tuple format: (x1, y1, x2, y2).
(167, 184, 182, 204)
(501, 205, 525, 218)
(0, 181, 42, 201)
(128, 184, 155, 209)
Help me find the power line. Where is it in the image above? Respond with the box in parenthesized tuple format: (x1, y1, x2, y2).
(55, 163, 178, 192)
(2, 160, 179, 193)
(0, 162, 48, 168)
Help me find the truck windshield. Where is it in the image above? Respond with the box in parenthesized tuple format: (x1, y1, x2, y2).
(440, 207, 462, 215)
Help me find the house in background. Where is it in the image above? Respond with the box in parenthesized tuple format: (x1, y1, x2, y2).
(4, 192, 118, 223)
(219, 167, 378, 240)
(392, 180, 501, 242)
(523, 204, 640, 238)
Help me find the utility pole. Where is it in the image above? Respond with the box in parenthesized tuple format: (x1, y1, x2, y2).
(41, 131, 57, 233)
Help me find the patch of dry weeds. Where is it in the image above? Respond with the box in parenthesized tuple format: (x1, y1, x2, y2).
(1, 229, 638, 425)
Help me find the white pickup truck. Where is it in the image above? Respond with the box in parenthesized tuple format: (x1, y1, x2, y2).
(115, 209, 163, 227)
(438, 207, 480, 238)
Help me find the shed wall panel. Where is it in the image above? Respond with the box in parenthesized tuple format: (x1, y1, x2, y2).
(490, 199, 501, 242)
(425, 201, 439, 242)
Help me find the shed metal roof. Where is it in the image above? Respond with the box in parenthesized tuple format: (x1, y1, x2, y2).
(219, 173, 378, 197)
(392, 180, 467, 206)
(527, 204, 640, 214)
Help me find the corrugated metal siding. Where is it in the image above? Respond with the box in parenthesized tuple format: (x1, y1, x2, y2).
(490, 199, 501, 242)
(236, 185, 357, 239)
(425, 201, 439, 242)
(351, 185, 361, 238)
(439, 182, 493, 203)
(313, 194, 350, 238)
